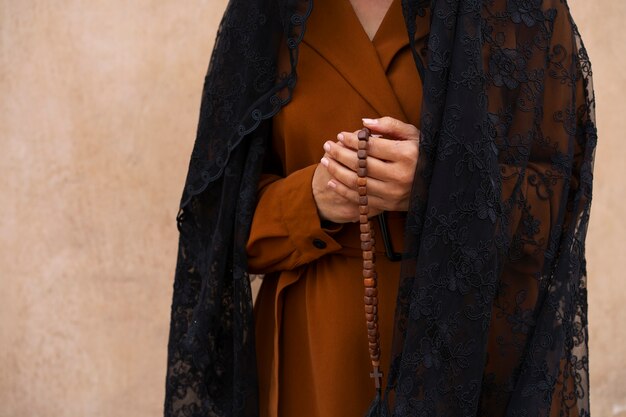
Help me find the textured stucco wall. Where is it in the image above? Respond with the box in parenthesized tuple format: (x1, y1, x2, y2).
(0, 1, 624, 416)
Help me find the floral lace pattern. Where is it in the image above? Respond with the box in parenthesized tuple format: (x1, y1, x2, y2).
(388, 0, 595, 415)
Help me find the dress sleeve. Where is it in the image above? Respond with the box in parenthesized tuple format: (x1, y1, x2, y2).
(246, 164, 344, 274)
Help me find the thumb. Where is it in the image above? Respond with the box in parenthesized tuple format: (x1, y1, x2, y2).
(362, 116, 419, 141)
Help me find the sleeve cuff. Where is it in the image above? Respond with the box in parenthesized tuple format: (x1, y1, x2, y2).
(280, 164, 343, 264)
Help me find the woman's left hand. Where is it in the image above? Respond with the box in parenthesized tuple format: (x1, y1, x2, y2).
(320, 116, 420, 213)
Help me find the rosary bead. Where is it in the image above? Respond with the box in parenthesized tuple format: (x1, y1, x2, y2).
(358, 140, 367, 150)
(358, 195, 368, 205)
(363, 269, 374, 278)
(358, 159, 367, 168)
(364, 296, 378, 305)
(358, 129, 369, 140)
(359, 214, 368, 223)
(357, 149, 367, 159)
(363, 260, 373, 269)
(365, 287, 378, 297)
(363, 278, 376, 287)
(361, 241, 372, 251)
(357, 177, 367, 186)
(360, 233, 372, 242)
(359, 205, 369, 215)
(360, 223, 370, 233)
(362, 250, 373, 260)
(358, 186, 367, 195)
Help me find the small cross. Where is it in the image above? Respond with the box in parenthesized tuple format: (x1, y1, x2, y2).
(370, 366, 383, 389)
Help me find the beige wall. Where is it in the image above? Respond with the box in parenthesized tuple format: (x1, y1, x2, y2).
(0, 1, 623, 416)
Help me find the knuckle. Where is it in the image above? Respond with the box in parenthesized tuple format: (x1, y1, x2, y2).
(400, 170, 414, 185)
(391, 186, 404, 200)
(406, 143, 419, 160)
(350, 174, 358, 189)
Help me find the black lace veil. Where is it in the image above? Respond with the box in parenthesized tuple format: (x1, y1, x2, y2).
(164, 0, 596, 416)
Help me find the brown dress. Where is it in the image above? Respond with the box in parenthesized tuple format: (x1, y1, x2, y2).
(246, 0, 426, 416)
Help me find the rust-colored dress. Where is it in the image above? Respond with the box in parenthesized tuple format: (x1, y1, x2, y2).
(246, 0, 426, 416)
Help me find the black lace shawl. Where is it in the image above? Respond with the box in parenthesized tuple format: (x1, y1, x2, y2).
(164, 0, 596, 416)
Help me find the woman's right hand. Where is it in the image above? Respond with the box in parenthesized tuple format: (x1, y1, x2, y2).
(312, 161, 382, 223)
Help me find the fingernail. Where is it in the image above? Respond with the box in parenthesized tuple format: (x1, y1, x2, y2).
(362, 118, 378, 125)
(337, 133, 344, 141)
(327, 180, 336, 188)
(323, 141, 331, 152)
(321, 157, 329, 167)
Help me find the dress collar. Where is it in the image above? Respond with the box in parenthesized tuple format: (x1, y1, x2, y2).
(303, 0, 409, 120)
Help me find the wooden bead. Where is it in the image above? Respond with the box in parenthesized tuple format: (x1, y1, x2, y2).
(367, 321, 377, 330)
(368, 329, 378, 337)
(357, 167, 367, 177)
(363, 251, 373, 260)
(358, 140, 367, 150)
(359, 214, 368, 223)
(358, 129, 369, 140)
(364, 296, 378, 305)
(366, 313, 376, 321)
(358, 159, 367, 168)
(358, 195, 368, 205)
(359, 205, 369, 215)
(372, 360, 380, 367)
(357, 177, 367, 186)
(357, 149, 367, 159)
(363, 260, 373, 269)
(358, 186, 367, 195)
(364, 304, 376, 314)
(365, 287, 378, 297)
(361, 241, 372, 251)
(363, 278, 376, 288)
(360, 232, 371, 242)
(360, 223, 370, 233)
(363, 269, 373, 277)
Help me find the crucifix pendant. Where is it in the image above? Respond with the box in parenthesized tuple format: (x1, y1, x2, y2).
(370, 366, 383, 389)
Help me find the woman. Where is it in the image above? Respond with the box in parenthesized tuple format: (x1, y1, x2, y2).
(164, 0, 596, 416)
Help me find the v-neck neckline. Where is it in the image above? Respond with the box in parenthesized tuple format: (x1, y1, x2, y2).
(347, 0, 398, 43)
(302, 0, 410, 120)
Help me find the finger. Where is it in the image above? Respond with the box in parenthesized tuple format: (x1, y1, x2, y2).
(323, 153, 410, 211)
(327, 179, 385, 217)
(337, 132, 419, 165)
(362, 116, 419, 141)
(323, 145, 398, 183)
(323, 141, 394, 181)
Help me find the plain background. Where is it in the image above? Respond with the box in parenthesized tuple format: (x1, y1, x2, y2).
(1, 1, 624, 416)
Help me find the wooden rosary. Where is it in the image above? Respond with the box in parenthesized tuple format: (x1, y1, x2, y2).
(357, 127, 383, 391)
